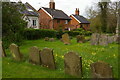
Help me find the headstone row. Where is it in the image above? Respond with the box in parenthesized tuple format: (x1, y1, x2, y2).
(29, 47, 56, 69)
(6, 43, 113, 78)
(64, 52, 113, 78)
(91, 33, 120, 46)
(44, 37, 55, 42)
(8, 43, 56, 69)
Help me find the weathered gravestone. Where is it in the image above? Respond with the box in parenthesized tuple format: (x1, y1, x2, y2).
(107, 36, 114, 44)
(91, 33, 100, 45)
(49, 38, 55, 42)
(62, 33, 70, 45)
(40, 48, 56, 69)
(0, 41, 6, 57)
(99, 34, 108, 46)
(44, 37, 49, 41)
(64, 52, 82, 77)
(29, 46, 41, 65)
(9, 43, 23, 61)
(90, 61, 113, 78)
(114, 35, 120, 44)
(76, 35, 85, 43)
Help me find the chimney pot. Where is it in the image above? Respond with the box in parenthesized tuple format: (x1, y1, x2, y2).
(49, 0, 55, 9)
(75, 8, 79, 15)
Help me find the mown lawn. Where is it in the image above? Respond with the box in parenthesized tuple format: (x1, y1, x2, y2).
(2, 38, 118, 78)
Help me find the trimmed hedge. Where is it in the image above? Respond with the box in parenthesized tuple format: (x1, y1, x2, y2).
(23, 29, 57, 40)
(65, 29, 92, 37)
(23, 28, 92, 40)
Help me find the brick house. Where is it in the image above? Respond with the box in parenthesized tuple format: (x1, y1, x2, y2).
(70, 8, 90, 30)
(38, 0, 71, 30)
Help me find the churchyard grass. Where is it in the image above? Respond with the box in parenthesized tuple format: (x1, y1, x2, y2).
(2, 38, 118, 78)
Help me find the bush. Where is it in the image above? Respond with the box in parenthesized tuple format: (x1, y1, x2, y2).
(2, 2, 27, 48)
(56, 29, 64, 39)
(23, 29, 57, 40)
(64, 28, 92, 37)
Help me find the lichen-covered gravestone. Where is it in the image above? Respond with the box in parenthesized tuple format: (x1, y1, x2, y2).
(90, 61, 113, 78)
(91, 33, 100, 45)
(64, 52, 82, 77)
(9, 43, 23, 61)
(76, 35, 85, 43)
(99, 34, 108, 46)
(62, 33, 70, 45)
(40, 48, 56, 69)
(29, 46, 41, 65)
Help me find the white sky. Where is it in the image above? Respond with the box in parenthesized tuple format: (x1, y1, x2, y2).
(10, 0, 119, 17)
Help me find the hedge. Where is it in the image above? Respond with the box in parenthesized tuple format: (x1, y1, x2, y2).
(23, 28, 92, 40)
(23, 29, 57, 40)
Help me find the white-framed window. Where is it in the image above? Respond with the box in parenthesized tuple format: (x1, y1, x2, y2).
(65, 20, 68, 24)
(33, 20, 36, 26)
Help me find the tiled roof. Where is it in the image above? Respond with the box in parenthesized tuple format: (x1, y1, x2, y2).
(10, 2, 38, 17)
(72, 14, 90, 24)
(42, 7, 71, 20)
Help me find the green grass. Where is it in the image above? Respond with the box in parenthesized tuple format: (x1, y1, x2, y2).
(2, 38, 118, 78)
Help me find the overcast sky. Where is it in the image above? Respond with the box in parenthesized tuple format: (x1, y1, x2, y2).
(10, 0, 118, 17)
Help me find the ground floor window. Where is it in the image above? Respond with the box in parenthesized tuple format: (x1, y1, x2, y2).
(65, 20, 68, 24)
(33, 20, 36, 26)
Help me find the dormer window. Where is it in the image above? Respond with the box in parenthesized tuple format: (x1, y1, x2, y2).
(27, 9, 33, 12)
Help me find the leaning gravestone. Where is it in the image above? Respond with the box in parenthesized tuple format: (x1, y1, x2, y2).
(99, 34, 108, 46)
(64, 52, 82, 77)
(91, 33, 100, 45)
(9, 43, 23, 61)
(90, 61, 113, 78)
(0, 41, 6, 57)
(76, 35, 85, 43)
(29, 46, 41, 65)
(62, 33, 70, 45)
(40, 48, 56, 69)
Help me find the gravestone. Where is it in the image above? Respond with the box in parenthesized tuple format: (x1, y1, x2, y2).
(114, 35, 120, 44)
(76, 35, 85, 43)
(40, 48, 56, 69)
(9, 43, 23, 61)
(62, 33, 70, 45)
(49, 38, 55, 42)
(107, 36, 114, 44)
(0, 41, 6, 57)
(99, 34, 108, 46)
(90, 61, 113, 78)
(29, 46, 41, 65)
(64, 52, 82, 77)
(44, 37, 49, 41)
(91, 33, 100, 45)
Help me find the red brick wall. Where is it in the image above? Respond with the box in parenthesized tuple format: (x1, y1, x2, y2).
(38, 9, 52, 29)
(38, 9, 70, 30)
(70, 15, 90, 30)
(70, 15, 80, 30)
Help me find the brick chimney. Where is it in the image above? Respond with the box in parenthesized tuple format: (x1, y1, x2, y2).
(75, 8, 79, 15)
(49, 0, 55, 9)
